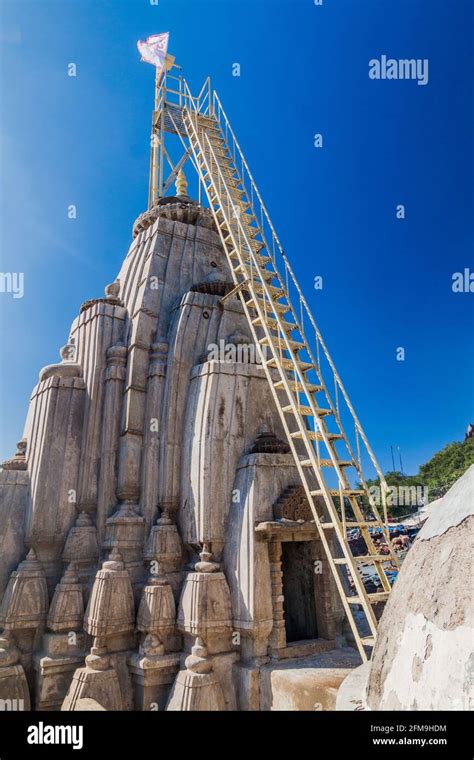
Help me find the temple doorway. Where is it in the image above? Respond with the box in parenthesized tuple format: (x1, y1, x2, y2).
(281, 541, 318, 642)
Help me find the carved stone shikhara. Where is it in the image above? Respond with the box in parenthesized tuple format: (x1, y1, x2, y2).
(0, 192, 350, 711)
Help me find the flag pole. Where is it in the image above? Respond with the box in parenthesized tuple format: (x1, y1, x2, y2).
(148, 66, 164, 208)
(148, 66, 160, 209)
(139, 33, 171, 208)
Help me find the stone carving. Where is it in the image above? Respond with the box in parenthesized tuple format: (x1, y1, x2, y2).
(166, 636, 226, 711)
(84, 549, 135, 640)
(47, 563, 84, 633)
(1, 439, 27, 471)
(0, 549, 49, 631)
(273, 485, 313, 522)
(250, 428, 290, 455)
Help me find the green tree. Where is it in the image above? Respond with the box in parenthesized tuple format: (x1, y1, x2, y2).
(358, 437, 474, 519)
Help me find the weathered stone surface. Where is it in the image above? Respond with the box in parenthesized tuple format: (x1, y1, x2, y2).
(366, 466, 474, 711)
(25, 375, 86, 589)
(260, 648, 361, 711)
(0, 468, 29, 598)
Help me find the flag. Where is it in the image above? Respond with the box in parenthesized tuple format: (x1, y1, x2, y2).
(137, 32, 170, 73)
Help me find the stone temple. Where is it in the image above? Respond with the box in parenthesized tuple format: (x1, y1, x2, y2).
(0, 172, 362, 711)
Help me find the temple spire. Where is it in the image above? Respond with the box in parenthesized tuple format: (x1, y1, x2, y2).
(176, 168, 188, 197)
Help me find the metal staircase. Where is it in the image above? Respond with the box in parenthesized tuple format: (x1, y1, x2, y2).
(155, 73, 399, 661)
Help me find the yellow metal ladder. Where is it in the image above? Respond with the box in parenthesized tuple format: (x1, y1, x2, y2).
(179, 90, 399, 662)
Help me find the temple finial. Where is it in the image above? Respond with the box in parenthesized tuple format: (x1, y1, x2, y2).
(176, 168, 188, 197)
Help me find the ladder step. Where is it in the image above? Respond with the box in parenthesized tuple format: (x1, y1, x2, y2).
(235, 263, 276, 282)
(347, 592, 390, 604)
(231, 253, 272, 268)
(274, 379, 323, 393)
(211, 189, 246, 205)
(228, 242, 268, 258)
(204, 167, 239, 183)
(239, 219, 261, 237)
(231, 224, 261, 240)
(216, 208, 257, 225)
(211, 178, 244, 195)
(214, 197, 251, 214)
(204, 144, 230, 157)
(282, 404, 331, 417)
(267, 358, 313, 371)
(253, 315, 297, 332)
(215, 191, 249, 207)
(360, 636, 376, 646)
(195, 114, 220, 131)
(321, 520, 376, 529)
(310, 489, 366, 498)
(207, 134, 225, 145)
(245, 298, 291, 315)
(260, 336, 304, 351)
(334, 554, 391, 564)
(226, 238, 266, 254)
(205, 134, 225, 145)
(291, 431, 343, 441)
(251, 282, 286, 299)
(300, 458, 352, 468)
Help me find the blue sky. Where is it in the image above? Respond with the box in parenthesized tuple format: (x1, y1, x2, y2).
(0, 0, 472, 475)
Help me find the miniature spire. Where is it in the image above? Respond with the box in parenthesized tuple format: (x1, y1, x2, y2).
(176, 168, 188, 197)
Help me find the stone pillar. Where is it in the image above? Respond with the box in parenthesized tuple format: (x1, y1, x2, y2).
(103, 505, 145, 600)
(25, 368, 86, 591)
(311, 538, 344, 640)
(64, 549, 136, 711)
(268, 542, 286, 653)
(176, 545, 233, 655)
(140, 341, 168, 534)
(62, 512, 99, 597)
(167, 546, 235, 711)
(0, 440, 29, 598)
(96, 343, 128, 546)
(73, 297, 126, 517)
(144, 510, 183, 602)
(128, 567, 180, 711)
